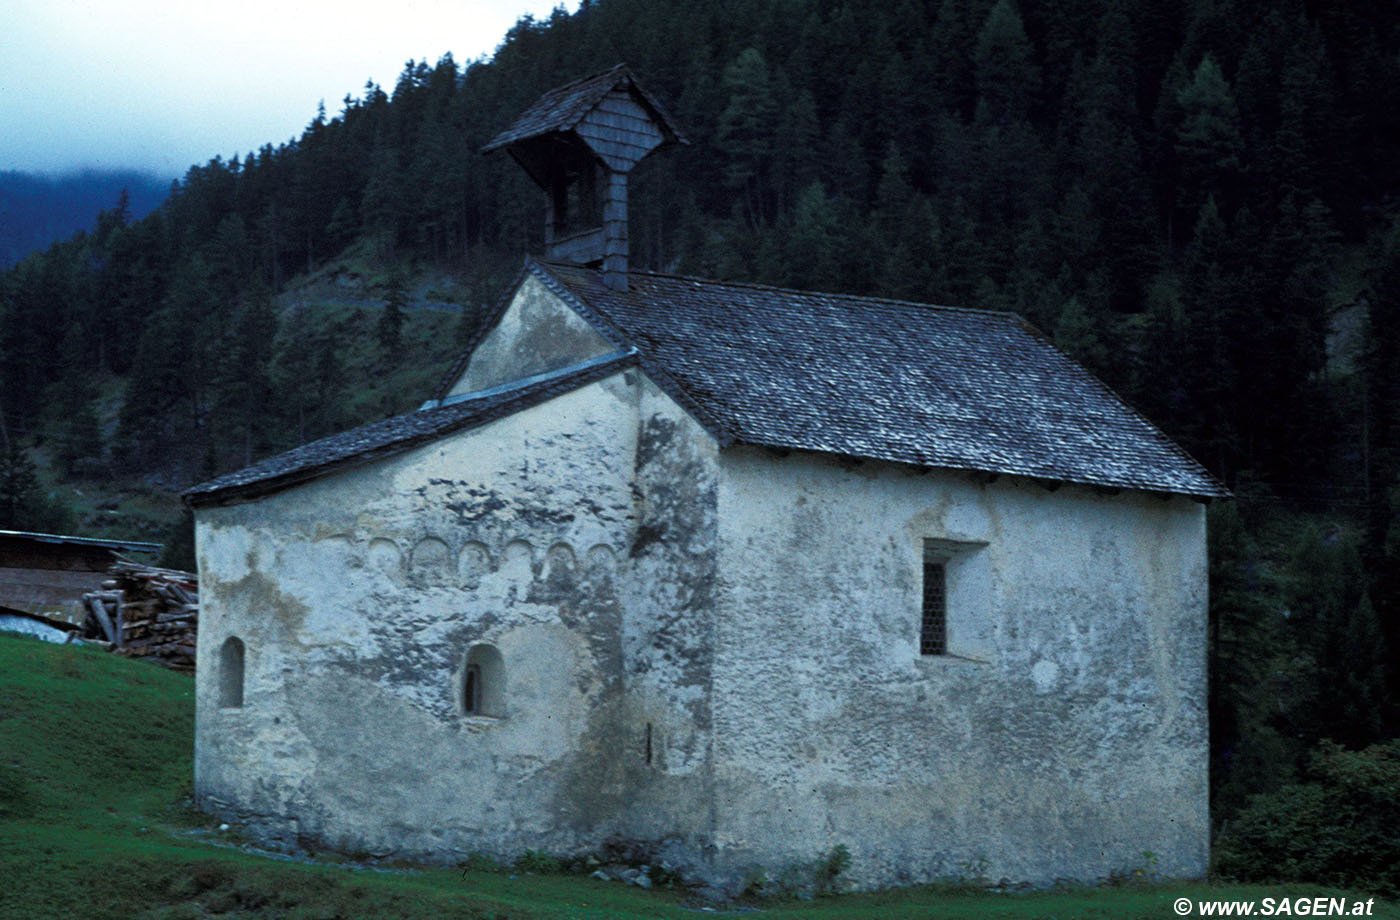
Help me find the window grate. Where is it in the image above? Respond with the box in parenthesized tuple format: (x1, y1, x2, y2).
(921, 558, 947, 655)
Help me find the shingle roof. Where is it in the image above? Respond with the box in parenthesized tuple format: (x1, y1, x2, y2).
(522, 260, 1227, 499)
(481, 64, 686, 152)
(190, 257, 1225, 506)
(184, 351, 638, 506)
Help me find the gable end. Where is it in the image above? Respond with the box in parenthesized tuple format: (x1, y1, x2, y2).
(436, 271, 617, 401)
(526, 260, 737, 447)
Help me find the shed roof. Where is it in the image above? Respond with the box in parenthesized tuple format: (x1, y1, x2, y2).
(185, 350, 638, 506)
(0, 530, 159, 555)
(481, 64, 686, 153)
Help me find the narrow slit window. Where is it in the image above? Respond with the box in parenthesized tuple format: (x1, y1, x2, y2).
(462, 644, 504, 717)
(920, 553, 947, 656)
(219, 636, 245, 708)
(464, 664, 481, 714)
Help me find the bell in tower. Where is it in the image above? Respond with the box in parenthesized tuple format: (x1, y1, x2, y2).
(483, 65, 686, 291)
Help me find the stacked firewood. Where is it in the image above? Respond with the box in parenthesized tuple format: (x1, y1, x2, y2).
(82, 560, 198, 673)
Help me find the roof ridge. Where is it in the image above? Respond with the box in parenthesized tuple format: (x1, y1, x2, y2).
(432, 347, 636, 409)
(545, 62, 629, 96)
(539, 260, 1019, 320)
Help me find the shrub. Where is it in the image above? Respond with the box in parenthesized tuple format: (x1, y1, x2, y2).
(1103, 850, 1159, 887)
(814, 844, 851, 896)
(1215, 740, 1400, 896)
(458, 851, 504, 874)
(739, 865, 768, 899)
(514, 849, 561, 874)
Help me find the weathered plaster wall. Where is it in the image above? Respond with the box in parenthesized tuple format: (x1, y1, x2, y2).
(711, 449, 1209, 889)
(445, 274, 614, 398)
(194, 368, 720, 861)
(611, 380, 720, 851)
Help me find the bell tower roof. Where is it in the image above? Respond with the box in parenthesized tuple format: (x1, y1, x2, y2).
(482, 64, 687, 186)
(483, 64, 685, 291)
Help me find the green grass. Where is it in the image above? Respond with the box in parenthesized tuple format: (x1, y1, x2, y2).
(1, 633, 1395, 920)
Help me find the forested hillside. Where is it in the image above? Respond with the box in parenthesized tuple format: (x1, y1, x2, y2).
(3, 0, 1400, 886)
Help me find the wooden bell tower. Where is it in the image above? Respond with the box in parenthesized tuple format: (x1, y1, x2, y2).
(483, 65, 686, 291)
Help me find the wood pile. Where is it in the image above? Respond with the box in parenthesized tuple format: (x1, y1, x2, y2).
(81, 560, 198, 673)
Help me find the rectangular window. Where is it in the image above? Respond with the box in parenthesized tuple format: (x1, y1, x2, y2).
(920, 550, 947, 656)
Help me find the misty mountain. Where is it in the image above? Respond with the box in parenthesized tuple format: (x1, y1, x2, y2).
(0, 169, 169, 268)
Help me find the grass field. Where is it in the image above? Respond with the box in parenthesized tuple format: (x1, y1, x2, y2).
(0, 633, 1393, 920)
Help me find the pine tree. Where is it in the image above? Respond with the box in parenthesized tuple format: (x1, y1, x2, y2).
(1053, 296, 1108, 370)
(1181, 196, 1238, 478)
(716, 48, 779, 229)
(1174, 55, 1246, 217)
(872, 144, 935, 300)
(362, 144, 405, 254)
(973, 0, 1040, 127)
(772, 85, 820, 216)
(1285, 526, 1391, 749)
(1274, 20, 1339, 206)
(51, 367, 103, 477)
(0, 441, 39, 529)
(378, 266, 408, 361)
(1207, 501, 1296, 818)
(783, 183, 841, 292)
(221, 284, 279, 465)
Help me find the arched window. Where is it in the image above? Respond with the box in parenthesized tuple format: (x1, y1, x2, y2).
(464, 644, 504, 717)
(463, 664, 481, 712)
(219, 637, 245, 708)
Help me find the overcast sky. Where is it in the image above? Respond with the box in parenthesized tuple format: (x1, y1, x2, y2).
(1, 0, 577, 179)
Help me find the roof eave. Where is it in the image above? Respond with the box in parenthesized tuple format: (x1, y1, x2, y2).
(727, 438, 1229, 500)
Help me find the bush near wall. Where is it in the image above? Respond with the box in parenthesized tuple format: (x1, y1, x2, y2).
(1214, 740, 1400, 897)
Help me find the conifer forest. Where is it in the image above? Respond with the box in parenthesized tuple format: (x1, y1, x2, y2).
(3, 0, 1400, 892)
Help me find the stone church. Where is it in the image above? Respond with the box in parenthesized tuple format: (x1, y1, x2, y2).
(186, 65, 1227, 890)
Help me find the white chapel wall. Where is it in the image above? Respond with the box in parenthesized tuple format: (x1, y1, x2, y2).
(193, 369, 666, 859)
(445, 273, 615, 399)
(711, 448, 1210, 888)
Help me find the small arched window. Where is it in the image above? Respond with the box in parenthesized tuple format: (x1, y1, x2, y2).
(464, 644, 504, 717)
(463, 664, 481, 712)
(219, 636, 245, 708)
